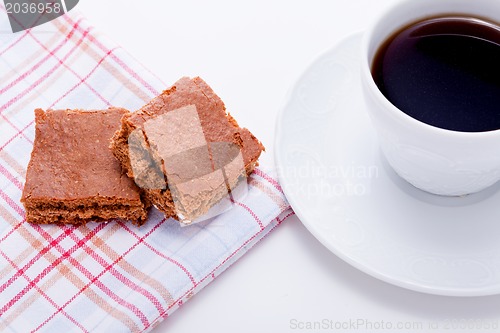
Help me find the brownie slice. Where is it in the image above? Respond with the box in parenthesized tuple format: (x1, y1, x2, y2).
(111, 77, 264, 223)
(21, 108, 149, 225)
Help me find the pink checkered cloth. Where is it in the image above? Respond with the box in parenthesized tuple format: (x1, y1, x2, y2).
(0, 8, 292, 333)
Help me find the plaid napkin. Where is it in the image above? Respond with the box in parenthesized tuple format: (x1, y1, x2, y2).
(0, 8, 292, 333)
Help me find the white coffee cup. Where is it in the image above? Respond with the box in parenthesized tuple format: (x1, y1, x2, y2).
(360, 0, 500, 196)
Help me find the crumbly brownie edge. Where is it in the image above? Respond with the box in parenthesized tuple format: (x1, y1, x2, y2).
(26, 203, 148, 225)
(23, 195, 144, 208)
(111, 113, 178, 219)
(20, 109, 47, 204)
(110, 112, 136, 180)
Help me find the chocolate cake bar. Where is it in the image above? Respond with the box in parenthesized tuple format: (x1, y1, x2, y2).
(111, 77, 264, 223)
(21, 108, 149, 225)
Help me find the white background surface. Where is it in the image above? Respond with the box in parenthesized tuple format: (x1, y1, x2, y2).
(78, 1, 500, 332)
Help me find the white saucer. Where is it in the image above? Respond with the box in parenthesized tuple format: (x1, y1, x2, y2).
(275, 33, 500, 296)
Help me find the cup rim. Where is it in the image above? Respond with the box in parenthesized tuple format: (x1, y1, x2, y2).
(360, 0, 500, 139)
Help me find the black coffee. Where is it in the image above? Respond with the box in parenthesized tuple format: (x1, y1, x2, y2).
(372, 16, 500, 132)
